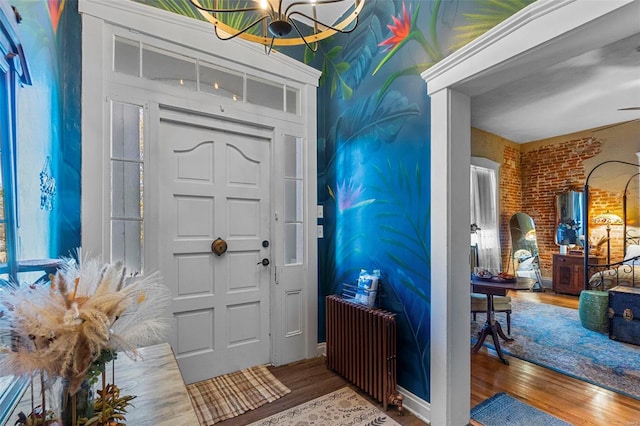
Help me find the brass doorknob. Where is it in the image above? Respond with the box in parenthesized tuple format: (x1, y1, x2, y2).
(211, 238, 228, 256)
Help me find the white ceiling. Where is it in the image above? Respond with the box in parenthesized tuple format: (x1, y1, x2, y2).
(471, 31, 640, 143)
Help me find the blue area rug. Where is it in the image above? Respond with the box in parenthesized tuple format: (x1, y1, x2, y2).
(471, 298, 640, 400)
(471, 392, 571, 426)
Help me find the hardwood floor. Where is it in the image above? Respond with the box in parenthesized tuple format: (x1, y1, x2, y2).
(218, 290, 640, 425)
(471, 290, 640, 426)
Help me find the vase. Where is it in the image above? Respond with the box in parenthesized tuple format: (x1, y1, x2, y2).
(61, 379, 94, 426)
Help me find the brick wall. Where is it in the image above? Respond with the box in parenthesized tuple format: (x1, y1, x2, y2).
(520, 138, 602, 277)
(472, 120, 640, 282)
(499, 144, 522, 272)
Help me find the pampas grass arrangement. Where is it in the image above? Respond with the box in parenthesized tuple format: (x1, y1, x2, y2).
(0, 257, 171, 425)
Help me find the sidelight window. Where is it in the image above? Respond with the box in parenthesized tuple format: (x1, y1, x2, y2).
(284, 135, 304, 265)
(110, 101, 144, 274)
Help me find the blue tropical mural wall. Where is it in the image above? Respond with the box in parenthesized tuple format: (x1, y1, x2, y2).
(304, 0, 532, 401)
(7, 0, 531, 405)
(5, 0, 80, 273)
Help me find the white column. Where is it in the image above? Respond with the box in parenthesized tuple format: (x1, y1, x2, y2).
(430, 88, 471, 426)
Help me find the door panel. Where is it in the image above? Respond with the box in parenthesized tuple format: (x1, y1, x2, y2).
(158, 111, 271, 383)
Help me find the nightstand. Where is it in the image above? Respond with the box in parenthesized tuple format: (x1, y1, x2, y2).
(552, 253, 604, 295)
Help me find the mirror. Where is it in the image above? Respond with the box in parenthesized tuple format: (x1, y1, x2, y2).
(509, 213, 543, 290)
(509, 212, 539, 261)
(555, 189, 585, 246)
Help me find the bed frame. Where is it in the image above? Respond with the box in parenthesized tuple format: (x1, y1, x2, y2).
(584, 161, 640, 290)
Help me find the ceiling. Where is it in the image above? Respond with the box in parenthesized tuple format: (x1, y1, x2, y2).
(471, 31, 640, 143)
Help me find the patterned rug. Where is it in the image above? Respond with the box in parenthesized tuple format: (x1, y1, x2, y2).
(248, 387, 401, 426)
(187, 365, 291, 425)
(471, 298, 640, 400)
(471, 392, 571, 425)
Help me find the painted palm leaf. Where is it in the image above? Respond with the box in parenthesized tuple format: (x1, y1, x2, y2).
(340, 1, 395, 96)
(331, 90, 420, 147)
(450, 0, 536, 51)
(370, 159, 431, 397)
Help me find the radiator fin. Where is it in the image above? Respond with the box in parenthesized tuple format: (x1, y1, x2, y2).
(325, 295, 402, 412)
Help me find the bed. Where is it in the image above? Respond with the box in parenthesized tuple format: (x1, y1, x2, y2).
(585, 161, 640, 291)
(587, 244, 640, 290)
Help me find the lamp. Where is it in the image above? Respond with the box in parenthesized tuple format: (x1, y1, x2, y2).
(592, 211, 623, 263)
(189, 0, 366, 54)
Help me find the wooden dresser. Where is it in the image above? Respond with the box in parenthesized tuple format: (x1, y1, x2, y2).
(552, 253, 604, 295)
(9, 343, 199, 426)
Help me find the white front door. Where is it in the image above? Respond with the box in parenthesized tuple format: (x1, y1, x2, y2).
(157, 108, 272, 384)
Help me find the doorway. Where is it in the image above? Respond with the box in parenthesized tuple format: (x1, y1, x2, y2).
(80, 0, 320, 385)
(157, 109, 272, 383)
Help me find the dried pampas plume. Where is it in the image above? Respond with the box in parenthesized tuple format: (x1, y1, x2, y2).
(0, 257, 171, 394)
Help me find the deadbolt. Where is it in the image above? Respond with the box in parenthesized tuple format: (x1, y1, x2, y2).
(257, 258, 270, 266)
(262, 240, 269, 248)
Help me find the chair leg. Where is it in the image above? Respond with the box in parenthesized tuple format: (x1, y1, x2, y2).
(507, 311, 511, 335)
(473, 312, 477, 321)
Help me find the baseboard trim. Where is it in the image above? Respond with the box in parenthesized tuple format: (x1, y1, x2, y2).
(316, 343, 431, 422)
(397, 385, 431, 423)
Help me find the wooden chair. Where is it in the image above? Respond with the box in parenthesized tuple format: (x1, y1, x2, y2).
(471, 293, 512, 335)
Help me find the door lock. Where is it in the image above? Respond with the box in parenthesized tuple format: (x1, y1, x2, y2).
(257, 258, 270, 266)
(211, 237, 228, 256)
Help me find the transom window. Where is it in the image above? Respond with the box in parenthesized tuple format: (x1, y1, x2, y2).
(113, 36, 299, 115)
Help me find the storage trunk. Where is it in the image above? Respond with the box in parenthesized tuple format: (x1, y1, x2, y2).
(608, 286, 640, 345)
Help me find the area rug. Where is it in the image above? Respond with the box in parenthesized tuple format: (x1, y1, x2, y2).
(187, 365, 291, 425)
(247, 387, 401, 426)
(471, 298, 640, 400)
(471, 392, 571, 425)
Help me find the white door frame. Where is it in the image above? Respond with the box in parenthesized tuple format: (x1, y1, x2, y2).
(80, 0, 320, 369)
(422, 1, 640, 424)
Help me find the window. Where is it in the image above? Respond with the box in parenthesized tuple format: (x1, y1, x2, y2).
(470, 159, 501, 270)
(110, 101, 144, 274)
(0, 5, 33, 422)
(284, 135, 303, 265)
(113, 36, 300, 114)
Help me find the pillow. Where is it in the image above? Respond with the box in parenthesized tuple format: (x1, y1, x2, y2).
(623, 244, 640, 265)
(513, 249, 532, 261)
(517, 256, 535, 271)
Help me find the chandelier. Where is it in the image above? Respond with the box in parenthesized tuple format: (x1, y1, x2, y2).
(189, 0, 366, 54)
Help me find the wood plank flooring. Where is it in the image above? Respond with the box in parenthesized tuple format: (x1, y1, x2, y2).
(218, 290, 640, 425)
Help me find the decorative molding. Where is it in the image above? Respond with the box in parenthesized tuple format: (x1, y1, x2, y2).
(422, 0, 639, 96)
(421, 0, 575, 85)
(471, 156, 500, 172)
(397, 385, 431, 424)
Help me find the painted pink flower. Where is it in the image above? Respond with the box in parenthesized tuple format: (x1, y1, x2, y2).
(337, 179, 364, 212)
(329, 179, 375, 213)
(47, 0, 66, 34)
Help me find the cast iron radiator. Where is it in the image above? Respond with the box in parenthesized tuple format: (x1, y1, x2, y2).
(325, 295, 403, 412)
